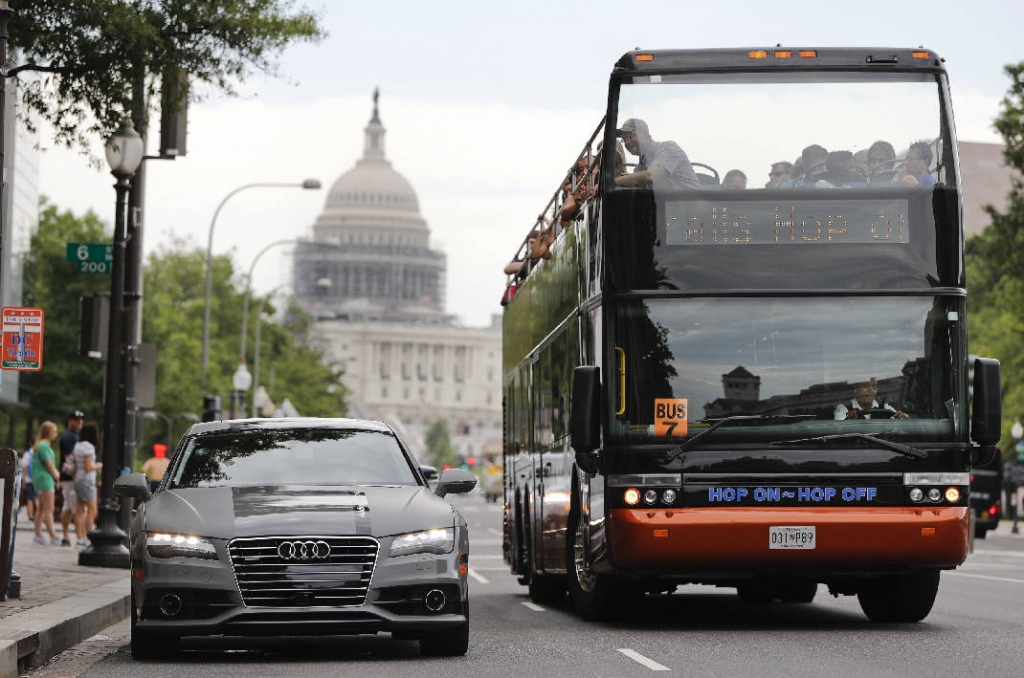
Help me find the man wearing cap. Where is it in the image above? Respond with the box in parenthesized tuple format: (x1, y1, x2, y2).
(614, 118, 700, 191)
(58, 410, 84, 547)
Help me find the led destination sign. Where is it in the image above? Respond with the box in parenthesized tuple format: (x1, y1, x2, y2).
(665, 198, 910, 245)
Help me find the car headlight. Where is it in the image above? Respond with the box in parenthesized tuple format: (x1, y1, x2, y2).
(388, 527, 455, 557)
(146, 532, 218, 560)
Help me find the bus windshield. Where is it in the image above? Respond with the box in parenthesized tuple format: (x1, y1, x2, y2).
(613, 72, 950, 193)
(608, 296, 963, 444)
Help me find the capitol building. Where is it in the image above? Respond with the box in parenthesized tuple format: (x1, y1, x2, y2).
(291, 93, 502, 462)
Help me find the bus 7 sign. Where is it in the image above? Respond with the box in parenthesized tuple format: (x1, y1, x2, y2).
(654, 398, 688, 437)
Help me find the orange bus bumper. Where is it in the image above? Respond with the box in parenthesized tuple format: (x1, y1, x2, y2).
(608, 507, 969, 570)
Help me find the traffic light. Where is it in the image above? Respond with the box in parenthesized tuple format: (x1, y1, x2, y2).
(202, 395, 222, 422)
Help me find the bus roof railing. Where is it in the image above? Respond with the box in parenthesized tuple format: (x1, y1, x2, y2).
(504, 116, 606, 293)
(613, 47, 946, 73)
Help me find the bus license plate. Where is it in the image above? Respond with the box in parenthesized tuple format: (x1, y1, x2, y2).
(769, 526, 816, 550)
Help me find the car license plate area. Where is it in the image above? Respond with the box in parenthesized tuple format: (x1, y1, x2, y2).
(769, 526, 815, 549)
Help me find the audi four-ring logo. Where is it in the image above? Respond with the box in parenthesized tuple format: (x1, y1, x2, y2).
(277, 540, 332, 561)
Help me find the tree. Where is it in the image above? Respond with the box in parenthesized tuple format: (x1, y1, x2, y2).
(18, 201, 111, 432)
(965, 62, 1024, 446)
(8, 0, 325, 150)
(425, 419, 457, 470)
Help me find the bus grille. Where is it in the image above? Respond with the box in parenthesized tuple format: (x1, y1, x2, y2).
(228, 536, 379, 607)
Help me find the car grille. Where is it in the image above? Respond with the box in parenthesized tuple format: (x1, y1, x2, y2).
(228, 536, 379, 607)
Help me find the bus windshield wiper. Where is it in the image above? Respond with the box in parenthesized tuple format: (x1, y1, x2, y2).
(767, 432, 927, 459)
(666, 414, 814, 462)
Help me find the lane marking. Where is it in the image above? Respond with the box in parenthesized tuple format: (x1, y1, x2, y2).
(618, 648, 671, 671)
(467, 568, 489, 584)
(521, 602, 545, 611)
(947, 571, 1024, 585)
(971, 549, 1024, 558)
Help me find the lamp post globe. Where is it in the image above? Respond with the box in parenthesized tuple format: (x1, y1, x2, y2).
(1012, 419, 1022, 443)
(233, 361, 253, 419)
(105, 118, 144, 179)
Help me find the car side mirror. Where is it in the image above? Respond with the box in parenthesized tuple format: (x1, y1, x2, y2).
(570, 366, 602, 474)
(434, 468, 477, 498)
(419, 465, 439, 482)
(114, 472, 153, 502)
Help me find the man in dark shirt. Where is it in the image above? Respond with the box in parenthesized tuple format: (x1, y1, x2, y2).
(58, 410, 84, 546)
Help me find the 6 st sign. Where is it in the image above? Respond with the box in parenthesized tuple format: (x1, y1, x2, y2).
(66, 243, 114, 274)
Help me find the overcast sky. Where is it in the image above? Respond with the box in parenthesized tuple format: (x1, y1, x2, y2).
(33, 0, 1024, 328)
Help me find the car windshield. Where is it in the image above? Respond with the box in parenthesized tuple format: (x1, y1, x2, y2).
(169, 428, 419, 488)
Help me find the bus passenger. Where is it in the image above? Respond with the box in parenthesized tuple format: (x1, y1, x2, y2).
(721, 169, 747, 189)
(814, 151, 861, 188)
(504, 229, 540, 278)
(896, 141, 936, 187)
(867, 140, 897, 183)
(765, 161, 793, 188)
(834, 377, 908, 420)
(614, 118, 701, 190)
(781, 145, 828, 187)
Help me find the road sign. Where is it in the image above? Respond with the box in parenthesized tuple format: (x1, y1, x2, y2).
(66, 243, 113, 274)
(1, 307, 44, 371)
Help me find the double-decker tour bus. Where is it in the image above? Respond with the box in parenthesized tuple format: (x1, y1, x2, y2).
(501, 47, 1002, 623)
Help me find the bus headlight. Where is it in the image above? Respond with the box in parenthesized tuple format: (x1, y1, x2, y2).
(927, 488, 942, 502)
(624, 488, 641, 505)
(909, 488, 924, 502)
(944, 487, 960, 503)
(643, 489, 658, 505)
(662, 489, 677, 504)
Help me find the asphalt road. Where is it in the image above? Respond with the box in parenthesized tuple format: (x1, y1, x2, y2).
(25, 491, 1024, 678)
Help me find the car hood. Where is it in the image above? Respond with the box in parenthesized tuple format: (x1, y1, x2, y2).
(140, 485, 457, 539)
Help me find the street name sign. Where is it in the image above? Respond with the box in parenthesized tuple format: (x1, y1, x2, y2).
(1, 306, 45, 371)
(66, 242, 114, 274)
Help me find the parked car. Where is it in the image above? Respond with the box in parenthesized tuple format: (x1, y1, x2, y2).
(115, 418, 477, 659)
(971, 451, 1003, 539)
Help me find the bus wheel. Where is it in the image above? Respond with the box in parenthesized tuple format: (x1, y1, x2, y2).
(529, 574, 566, 605)
(566, 510, 638, 620)
(780, 579, 817, 604)
(857, 570, 940, 622)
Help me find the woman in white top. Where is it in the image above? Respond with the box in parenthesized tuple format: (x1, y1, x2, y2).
(72, 422, 103, 548)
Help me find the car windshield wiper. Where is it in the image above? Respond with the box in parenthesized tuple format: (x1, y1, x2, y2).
(666, 414, 815, 462)
(767, 432, 927, 459)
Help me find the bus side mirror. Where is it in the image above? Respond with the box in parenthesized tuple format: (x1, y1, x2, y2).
(971, 357, 1001, 447)
(571, 366, 602, 474)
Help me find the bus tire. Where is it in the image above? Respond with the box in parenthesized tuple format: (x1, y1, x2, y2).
(529, 574, 566, 605)
(780, 579, 817, 604)
(566, 508, 639, 620)
(857, 570, 940, 623)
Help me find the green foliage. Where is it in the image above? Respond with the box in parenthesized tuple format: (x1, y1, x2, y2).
(965, 62, 1024, 450)
(8, 0, 326, 152)
(1, 203, 348, 461)
(139, 237, 348, 460)
(424, 419, 457, 469)
(18, 201, 111, 430)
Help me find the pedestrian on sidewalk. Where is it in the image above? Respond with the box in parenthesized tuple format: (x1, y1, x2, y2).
(58, 410, 84, 547)
(19, 434, 37, 521)
(141, 443, 170, 493)
(72, 421, 102, 548)
(30, 421, 61, 545)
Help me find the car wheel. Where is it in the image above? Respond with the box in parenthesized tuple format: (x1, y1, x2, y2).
(130, 586, 179, 660)
(857, 570, 940, 622)
(419, 603, 469, 656)
(975, 527, 988, 539)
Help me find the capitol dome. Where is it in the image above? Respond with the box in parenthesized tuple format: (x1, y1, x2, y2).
(294, 91, 447, 322)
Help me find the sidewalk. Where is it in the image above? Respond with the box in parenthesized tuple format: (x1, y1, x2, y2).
(0, 507, 130, 678)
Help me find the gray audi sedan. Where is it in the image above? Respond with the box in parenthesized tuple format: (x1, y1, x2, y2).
(114, 418, 477, 659)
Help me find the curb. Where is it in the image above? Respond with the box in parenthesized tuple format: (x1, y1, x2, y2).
(0, 578, 129, 678)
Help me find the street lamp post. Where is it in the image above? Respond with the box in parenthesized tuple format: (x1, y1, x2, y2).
(80, 119, 144, 568)
(239, 238, 300, 377)
(252, 286, 288, 416)
(1011, 419, 1023, 535)
(232, 361, 253, 420)
(200, 180, 320, 392)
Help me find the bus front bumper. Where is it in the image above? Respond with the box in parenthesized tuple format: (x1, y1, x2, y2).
(608, 507, 969, 571)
